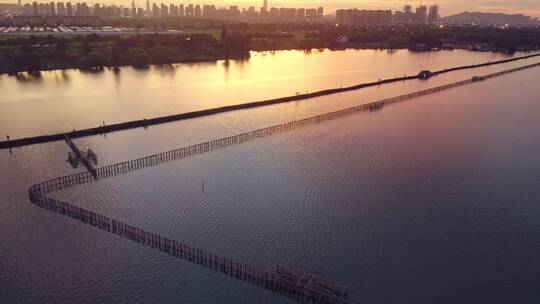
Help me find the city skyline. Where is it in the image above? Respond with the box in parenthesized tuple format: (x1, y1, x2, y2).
(3, 0, 540, 17)
(15, 0, 326, 23)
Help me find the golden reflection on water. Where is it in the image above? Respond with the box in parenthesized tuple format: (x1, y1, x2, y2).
(0, 49, 521, 138)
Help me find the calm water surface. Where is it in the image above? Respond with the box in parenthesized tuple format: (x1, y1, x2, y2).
(0, 49, 530, 138)
(1, 50, 539, 304)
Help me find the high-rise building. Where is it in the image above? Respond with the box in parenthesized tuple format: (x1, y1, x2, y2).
(80, 2, 89, 16)
(399, 5, 414, 23)
(178, 4, 184, 16)
(32, 1, 39, 15)
(145, 0, 150, 16)
(317, 7, 323, 19)
(23, 3, 32, 15)
(427, 5, 439, 23)
(202, 4, 214, 18)
(246, 6, 257, 18)
(279, 7, 296, 22)
(404, 5, 412, 15)
(263, 0, 267, 12)
(306, 8, 317, 22)
(269, 7, 278, 20)
(57, 2, 65, 16)
(131, 0, 136, 16)
(296, 8, 305, 22)
(160, 3, 168, 16)
(43, 3, 50, 16)
(93, 3, 101, 16)
(415, 5, 427, 23)
(229, 5, 240, 19)
(336, 9, 392, 26)
(49, 2, 56, 15)
(65, 2, 72, 16)
(194, 4, 201, 17)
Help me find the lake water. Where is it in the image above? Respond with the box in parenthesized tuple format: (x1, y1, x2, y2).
(1, 49, 539, 304)
(0, 49, 530, 138)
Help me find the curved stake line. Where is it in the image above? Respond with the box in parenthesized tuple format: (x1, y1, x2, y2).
(28, 61, 540, 303)
(3, 52, 540, 149)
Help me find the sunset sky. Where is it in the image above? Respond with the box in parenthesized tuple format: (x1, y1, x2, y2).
(10, 0, 540, 17)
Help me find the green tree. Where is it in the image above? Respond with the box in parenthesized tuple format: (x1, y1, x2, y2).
(85, 33, 100, 42)
(12, 52, 40, 71)
(110, 44, 121, 66)
(81, 41, 91, 54)
(128, 47, 150, 67)
(56, 39, 67, 53)
(26, 53, 41, 71)
(46, 35, 56, 45)
(21, 40, 33, 53)
(28, 35, 37, 45)
(221, 25, 228, 41)
(299, 39, 314, 50)
(149, 45, 176, 64)
(80, 52, 107, 69)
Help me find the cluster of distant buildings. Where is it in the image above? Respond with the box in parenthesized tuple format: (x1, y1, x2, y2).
(337, 5, 440, 26)
(8, 1, 501, 30)
(13, 0, 324, 22)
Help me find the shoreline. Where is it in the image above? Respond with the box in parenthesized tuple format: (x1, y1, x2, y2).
(2, 51, 539, 149)
(0, 46, 528, 76)
(0, 53, 251, 76)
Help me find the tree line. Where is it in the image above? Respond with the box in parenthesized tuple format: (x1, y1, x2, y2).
(0, 30, 251, 74)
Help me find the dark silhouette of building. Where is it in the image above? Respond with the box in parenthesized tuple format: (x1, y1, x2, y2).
(336, 9, 392, 26)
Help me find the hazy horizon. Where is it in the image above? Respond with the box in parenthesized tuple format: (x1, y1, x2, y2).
(3, 0, 540, 17)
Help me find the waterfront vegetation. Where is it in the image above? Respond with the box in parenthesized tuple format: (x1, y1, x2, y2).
(1, 22, 539, 74)
(0, 28, 251, 74)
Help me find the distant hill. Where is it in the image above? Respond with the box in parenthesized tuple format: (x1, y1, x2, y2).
(442, 12, 539, 25)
